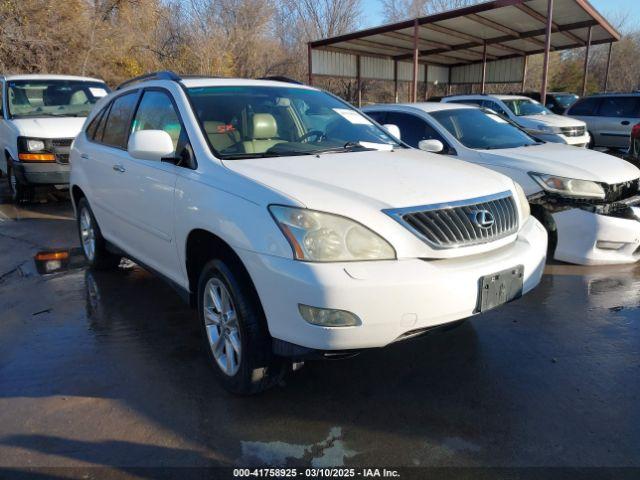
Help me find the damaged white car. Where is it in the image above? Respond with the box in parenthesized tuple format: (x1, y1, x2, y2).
(364, 102, 640, 265)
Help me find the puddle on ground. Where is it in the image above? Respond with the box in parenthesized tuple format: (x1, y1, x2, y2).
(240, 427, 358, 467)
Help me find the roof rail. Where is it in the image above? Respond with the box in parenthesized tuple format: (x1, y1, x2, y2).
(258, 76, 303, 85)
(116, 70, 182, 90)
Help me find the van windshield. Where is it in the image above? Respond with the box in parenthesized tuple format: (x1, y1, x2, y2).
(7, 80, 110, 119)
(187, 85, 401, 159)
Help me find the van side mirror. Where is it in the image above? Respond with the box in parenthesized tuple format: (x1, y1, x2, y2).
(418, 139, 444, 153)
(383, 124, 401, 140)
(128, 130, 175, 162)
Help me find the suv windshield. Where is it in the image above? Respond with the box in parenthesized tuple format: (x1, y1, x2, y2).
(187, 86, 401, 159)
(430, 108, 539, 150)
(502, 98, 551, 116)
(7, 80, 110, 119)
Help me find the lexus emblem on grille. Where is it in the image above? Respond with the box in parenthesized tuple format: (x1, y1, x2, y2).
(470, 209, 495, 229)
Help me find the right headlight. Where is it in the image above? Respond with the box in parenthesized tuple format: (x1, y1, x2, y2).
(529, 173, 605, 199)
(269, 205, 396, 262)
(513, 181, 530, 224)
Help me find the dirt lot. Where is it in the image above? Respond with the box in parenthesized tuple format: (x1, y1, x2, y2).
(0, 184, 639, 478)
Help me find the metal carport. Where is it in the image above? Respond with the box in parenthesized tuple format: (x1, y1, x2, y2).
(307, 0, 620, 106)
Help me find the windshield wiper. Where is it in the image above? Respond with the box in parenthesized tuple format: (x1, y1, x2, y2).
(220, 150, 317, 160)
(311, 141, 378, 155)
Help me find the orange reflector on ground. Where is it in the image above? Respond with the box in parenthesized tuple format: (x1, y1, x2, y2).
(18, 153, 56, 162)
(35, 251, 70, 261)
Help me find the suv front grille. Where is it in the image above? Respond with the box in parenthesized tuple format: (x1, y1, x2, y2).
(384, 191, 519, 249)
(561, 126, 586, 137)
(603, 178, 640, 203)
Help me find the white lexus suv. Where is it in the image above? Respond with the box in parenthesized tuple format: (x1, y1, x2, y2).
(70, 72, 546, 394)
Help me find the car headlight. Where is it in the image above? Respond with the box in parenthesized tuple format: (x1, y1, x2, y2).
(529, 173, 605, 199)
(513, 182, 530, 223)
(535, 124, 562, 134)
(24, 138, 46, 152)
(269, 205, 396, 262)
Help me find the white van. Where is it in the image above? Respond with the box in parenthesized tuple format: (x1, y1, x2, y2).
(0, 74, 110, 202)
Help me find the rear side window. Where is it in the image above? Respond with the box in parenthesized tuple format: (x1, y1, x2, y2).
(450, 99, 482, 107)
(567, 97, 599, 116)
(86, 106, 107, 140)
(101, 92, 139, 149)
(598, 97, 640, 118)
(483, 100, 509, 117)
(367, 111, 387, 124)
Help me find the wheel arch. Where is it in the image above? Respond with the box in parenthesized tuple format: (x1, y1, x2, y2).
(185, 229, 263, 313)
(70, 185, 86, 212)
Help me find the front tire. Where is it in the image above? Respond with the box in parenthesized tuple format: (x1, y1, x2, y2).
(198, 259, 285, 394)
(76, 197, 120, 270)
(7, 163, 33, 203)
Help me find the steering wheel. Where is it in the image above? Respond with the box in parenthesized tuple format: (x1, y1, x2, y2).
(296, 130, 325, 143)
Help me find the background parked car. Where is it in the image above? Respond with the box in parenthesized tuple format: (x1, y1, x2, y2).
(522, 91, 579, 115)
(565, 93, 640, 150)
(365, 102, 640, 265)
(0, 74, 110, 202)
(442, 94, 590, 148)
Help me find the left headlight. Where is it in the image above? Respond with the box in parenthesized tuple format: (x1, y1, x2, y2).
(534, 124, 562, 134)
(513, 182, 530, 224)
(26, 139, 46, 152)
(529, 172, 605, 199)
(269, 205, 396, 262)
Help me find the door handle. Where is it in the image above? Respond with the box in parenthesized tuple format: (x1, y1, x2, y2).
(112, 164, 126, 173)
(622, 121, 631, 126)
(80, 153, 89, 159)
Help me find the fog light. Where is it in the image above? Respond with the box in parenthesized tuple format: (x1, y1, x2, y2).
(596, 241, 627, 251)
(298, 304, 361, 327)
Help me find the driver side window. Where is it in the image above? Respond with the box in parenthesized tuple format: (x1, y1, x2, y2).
(131, 90, 183, 156)
(385, 112, 449, 151)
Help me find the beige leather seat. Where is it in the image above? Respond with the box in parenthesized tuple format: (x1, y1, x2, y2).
(242, 113, 284, 154)
(204, 121, 241, 153)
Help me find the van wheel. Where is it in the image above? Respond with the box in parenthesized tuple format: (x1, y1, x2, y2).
(198, 259, 286, 395)
(6, 164, 33, 203)
(587, 132, 595, 149)
(76, 197, 120, 270)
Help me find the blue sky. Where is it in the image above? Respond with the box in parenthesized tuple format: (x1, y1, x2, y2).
(360, 0, 640, 31)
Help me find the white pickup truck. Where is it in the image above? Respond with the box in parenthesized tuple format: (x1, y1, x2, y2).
(70, 72, 546, 393)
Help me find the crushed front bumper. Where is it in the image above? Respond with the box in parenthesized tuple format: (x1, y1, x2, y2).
(541, 193, 640, 265)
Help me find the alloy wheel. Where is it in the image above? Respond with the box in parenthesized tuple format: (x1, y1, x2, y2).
(79, 207, 96, 261)
(203, 277, 241, 376)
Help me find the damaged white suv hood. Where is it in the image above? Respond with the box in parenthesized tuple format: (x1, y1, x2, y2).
(478, 142, 640, 194)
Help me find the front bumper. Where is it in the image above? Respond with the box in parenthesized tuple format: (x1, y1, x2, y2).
(536, 132, 590, 148)
(553, 208, 640, 265)
(239, 216, 547, 351)
(13, 162, 70, 185)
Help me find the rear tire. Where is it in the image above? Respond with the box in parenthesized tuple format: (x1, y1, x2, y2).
(76, 197, 120, 270)
(587, 132, 595, 150)
(7, 163, 33, 203)
(197, 258, 286, 395)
